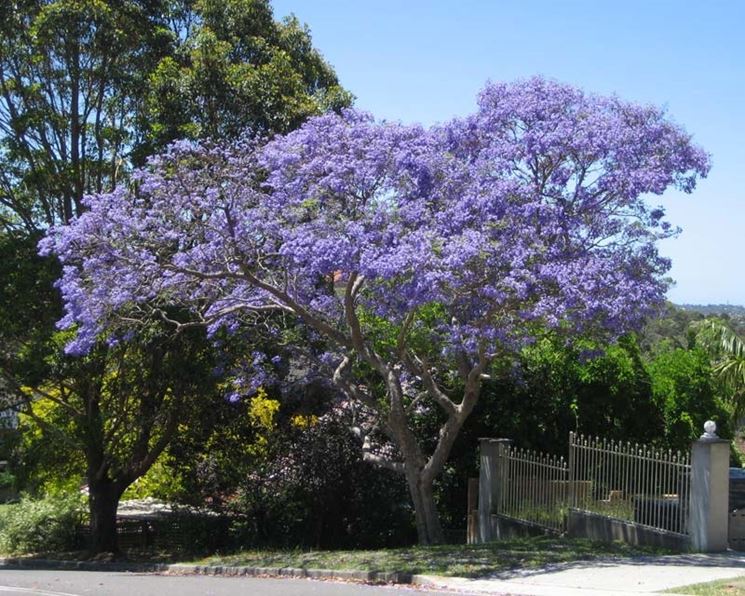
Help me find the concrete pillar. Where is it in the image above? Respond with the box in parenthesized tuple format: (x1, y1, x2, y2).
(478, 438, 512, 543)
(689, 421, 730, 552)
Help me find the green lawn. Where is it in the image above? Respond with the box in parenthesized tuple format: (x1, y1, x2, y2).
(667, 577, 745, 595)
(193, 537, 671, 578)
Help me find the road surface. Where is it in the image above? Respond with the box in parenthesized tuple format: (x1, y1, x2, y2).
(0, 570, 463, 596)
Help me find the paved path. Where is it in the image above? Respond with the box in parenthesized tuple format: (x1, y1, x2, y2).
(419, 552, 745, 595)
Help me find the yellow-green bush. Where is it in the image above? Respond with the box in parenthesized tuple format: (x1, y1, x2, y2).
(0, 494, 85, 554)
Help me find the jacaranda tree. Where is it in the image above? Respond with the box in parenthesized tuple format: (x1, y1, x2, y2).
(43, 78, 710, 544)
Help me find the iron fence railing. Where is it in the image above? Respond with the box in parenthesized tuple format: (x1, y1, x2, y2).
(490, 433, 692, 537)
(498, 443, 568, 534)
(568, 432, 691, 536)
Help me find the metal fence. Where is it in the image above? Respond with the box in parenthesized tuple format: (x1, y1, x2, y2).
(491, 433, 691, 537)
(75, 513, 235, 553)
(568, 432, 690, 536)
(498, 443, 568, 534)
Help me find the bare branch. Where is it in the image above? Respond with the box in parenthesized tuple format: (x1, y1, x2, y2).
(332, 354, 383, 416)
(361, 438, 405, 474)
(396, 310, 416, 356)
(402, 352, 457, 417)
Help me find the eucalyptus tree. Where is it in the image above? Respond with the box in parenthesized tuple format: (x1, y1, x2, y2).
(145, 0, 351, 149)
(0, 0, 171, 231)
(0, 0, 350, 233)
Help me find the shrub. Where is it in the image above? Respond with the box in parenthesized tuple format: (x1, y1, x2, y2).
(229, 415, 416, 549)
(0, 470, 15, 490)
(0, 494, 85, 554)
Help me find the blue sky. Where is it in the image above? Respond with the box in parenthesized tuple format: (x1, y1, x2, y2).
(273, 0, 745, 305)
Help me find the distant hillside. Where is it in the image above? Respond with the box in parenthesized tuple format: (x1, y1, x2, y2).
(676, 304, 745, 317)
(638, 303, 745, 355)
(674, 304, 745, 336)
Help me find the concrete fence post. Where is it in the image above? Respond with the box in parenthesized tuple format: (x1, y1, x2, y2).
(689, 420, 730, 552)
(478, 438, 512, 543)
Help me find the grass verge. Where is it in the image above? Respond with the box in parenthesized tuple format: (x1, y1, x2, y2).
(666, 576, 745, 595)
(192, 537, 672, 578)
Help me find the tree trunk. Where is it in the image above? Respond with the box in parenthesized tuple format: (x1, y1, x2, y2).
(405, 468, 444, 545)
(88, 480, 123, 554)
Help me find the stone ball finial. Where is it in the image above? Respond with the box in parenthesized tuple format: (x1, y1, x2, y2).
(701, 420, 718, 440)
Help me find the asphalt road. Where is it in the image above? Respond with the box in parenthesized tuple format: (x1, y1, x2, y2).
(0, 570, 464, 596)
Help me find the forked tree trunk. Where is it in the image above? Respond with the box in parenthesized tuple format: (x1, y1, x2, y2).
(88, 480, 124, 554)
(405, 468, 444, 545)
(392, 385, 481, 546)
(332, 301, 484, 546)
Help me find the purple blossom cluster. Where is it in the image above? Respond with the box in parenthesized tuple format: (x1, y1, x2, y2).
(41, 77, 709, 364)
(225, 351, 279, 402)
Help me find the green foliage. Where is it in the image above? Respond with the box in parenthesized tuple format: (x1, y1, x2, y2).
(162, 380, 279, 506)
(637, 302, 703, 356)
(0, 470, 15, 490)
(647, 347, 732, 451)
(692, 318, 745, 422)
(0, 1, 351, 232)
(164, 382, 415, 548)
(0, 494, 85, 554)
(16, 396, 86, 496)
(120, 453, 185, 501)
(0, 0, 172, 229)
(0, 0, 349, 552)
(435, 335, 650, 530)
(435, 329, 736, 531)
(446, 335, 661, 458)
(0, 235, 82, 494)
(10, 320, 222, 498)
(0, 233, 62, 385)
(0, 0, 351, 545)
(521, 335, 661, 445)
(145, 0, 353, 151)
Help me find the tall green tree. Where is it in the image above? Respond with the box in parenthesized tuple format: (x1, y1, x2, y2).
(145, 0, 351, 150)
(1, 0, 351, 553)
(0, 0, 172, 230)
(647, 345, 732, 451)
(0, 233, 218, 553)
(15, 327, 221, 554)
(0, 0, 352, 232)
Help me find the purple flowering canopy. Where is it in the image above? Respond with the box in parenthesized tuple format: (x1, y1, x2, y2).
(42, 78, 709, 544)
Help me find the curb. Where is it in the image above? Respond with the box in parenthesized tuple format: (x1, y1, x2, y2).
(0, 558, 418, 585)
(167, 563, 413, 584)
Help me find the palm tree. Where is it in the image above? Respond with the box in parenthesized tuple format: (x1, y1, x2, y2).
(695, 319, 745, 424)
